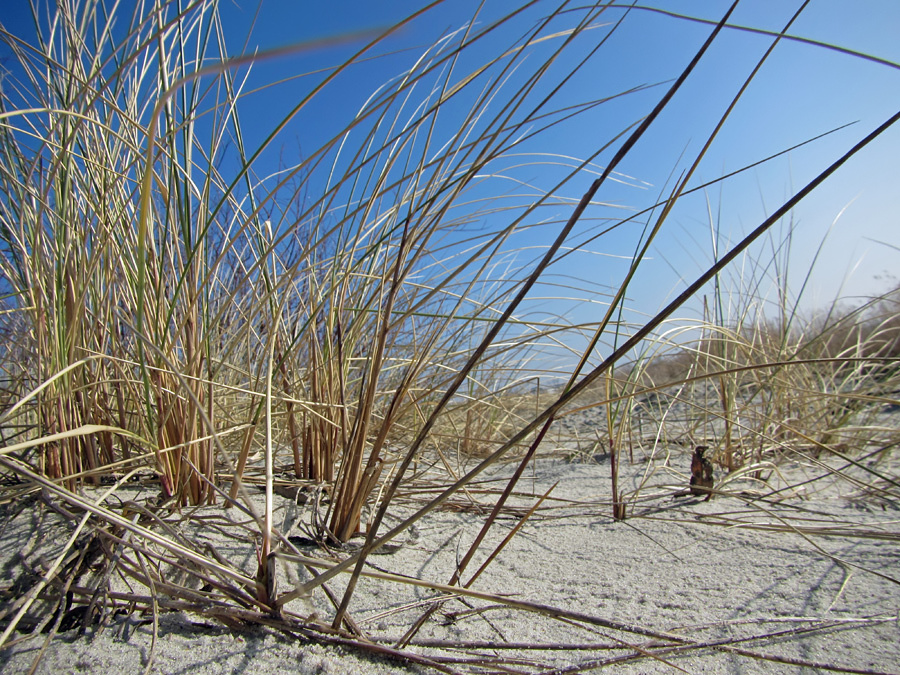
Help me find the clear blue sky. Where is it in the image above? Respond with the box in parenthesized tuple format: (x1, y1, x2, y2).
(218, 1, 899, 330)
(230, 2, 898, 297)
(3, 1, 899, 364)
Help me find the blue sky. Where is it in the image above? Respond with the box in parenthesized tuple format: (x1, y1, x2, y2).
(212, 1, 899, 326)
(2, 0, 899, 364)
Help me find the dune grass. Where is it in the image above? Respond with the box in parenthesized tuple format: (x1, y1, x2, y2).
(0, 1, 898, 672)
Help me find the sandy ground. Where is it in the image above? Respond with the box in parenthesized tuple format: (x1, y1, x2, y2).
(1, 429, 899, 674)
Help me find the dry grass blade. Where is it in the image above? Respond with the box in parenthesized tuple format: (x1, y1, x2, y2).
(0, 455, 256, 591)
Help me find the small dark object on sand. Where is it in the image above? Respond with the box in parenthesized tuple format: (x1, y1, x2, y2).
(690, 446, 714, 501)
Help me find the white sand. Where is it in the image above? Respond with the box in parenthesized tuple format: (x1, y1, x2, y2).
(1, 444, 898, 674)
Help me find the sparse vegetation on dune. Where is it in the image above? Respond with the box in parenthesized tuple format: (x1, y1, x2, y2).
(0, 1, 898, 672)
(574, 280, 900, 517)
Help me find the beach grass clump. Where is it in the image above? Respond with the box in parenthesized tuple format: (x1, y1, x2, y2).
(573, 274, 900, 524)
(622, 281, 900, 470)
(0, 1, 898, 672)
